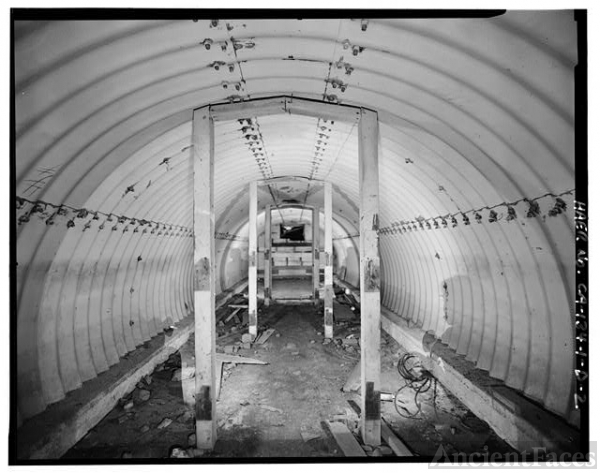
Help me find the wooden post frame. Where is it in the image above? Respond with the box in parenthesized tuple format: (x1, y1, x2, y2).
(191, 97, 377, 452)
(312, 207, 320, 304)
(248, 181, 258, 337)
(192, 107, 217, 449)
(324, 183, 334, 339)
(264, 205, 272, 306)
(358, 108, 381, 446)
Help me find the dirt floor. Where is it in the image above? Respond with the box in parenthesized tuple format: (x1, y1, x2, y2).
(64, 296, 515, 460)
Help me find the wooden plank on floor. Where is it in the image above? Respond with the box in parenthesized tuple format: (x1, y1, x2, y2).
(346, 399, 413, 456)
(255, 328, 275, 345)
(381, 418, 414, 456)
(325, 421, 367, 457)
(224, 307, 242, 323)
(215, 354, 268, 365)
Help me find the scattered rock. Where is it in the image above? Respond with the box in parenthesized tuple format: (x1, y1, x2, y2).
(342, 338, 359, 346)
(275, 333, 281, 337)
(187, 433, 196, 447)
(290, 351, 300, 356)
(362, 444, 373, 452)
(123, 400, 134, 410)
(322, 339, 332, 345)
(140, 424, 150, 433)
(186, 447, 206, 458)
(118, 414, 130, 424)
(136, 381, 145, 389)
(157, 418, 173, 429)
(178, 411, 194, 423)
(378, 445, 393, 455)
(370, 447, 383, 457)
(317, 332, 322, 336)
(260, 405, 283, 414)
(242, 333, 254, 344)
(229, 411, 244, 426)
(292, 370, 302, 376)
(301, 431, 321, 442)
(170, 446, 190, 458)
(122, 451, 133, 459)
(310, 340, 316, 344)
(346, 346, 356, 354)
(144, 375, 152, 385)
(135, 389, 151, 402)
(172, 367, 195, 382)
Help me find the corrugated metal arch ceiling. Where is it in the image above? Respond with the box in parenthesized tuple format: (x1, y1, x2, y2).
(14, 14, 577, 425)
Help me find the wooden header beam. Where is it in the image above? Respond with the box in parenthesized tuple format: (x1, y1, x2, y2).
(209, 96, 363, 124)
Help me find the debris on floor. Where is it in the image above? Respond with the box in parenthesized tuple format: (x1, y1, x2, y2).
(64, 288, 516, 460)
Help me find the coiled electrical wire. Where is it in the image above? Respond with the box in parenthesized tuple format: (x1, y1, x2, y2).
(394, 352, 438, 420)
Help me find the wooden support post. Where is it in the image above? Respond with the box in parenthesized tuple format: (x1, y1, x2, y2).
(358, 108, 381, 446)
(192, 107, 216, 449)
(264, 205, 272, 306)
(324, 183, 334, 339)
(312, 207, 320, 304)
(248, 181, 258, 338)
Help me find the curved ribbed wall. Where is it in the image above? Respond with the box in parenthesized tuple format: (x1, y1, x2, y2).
(14, 14, 577, 425)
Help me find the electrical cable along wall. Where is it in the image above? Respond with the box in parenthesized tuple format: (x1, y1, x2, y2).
(14, 13, 578, 428)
